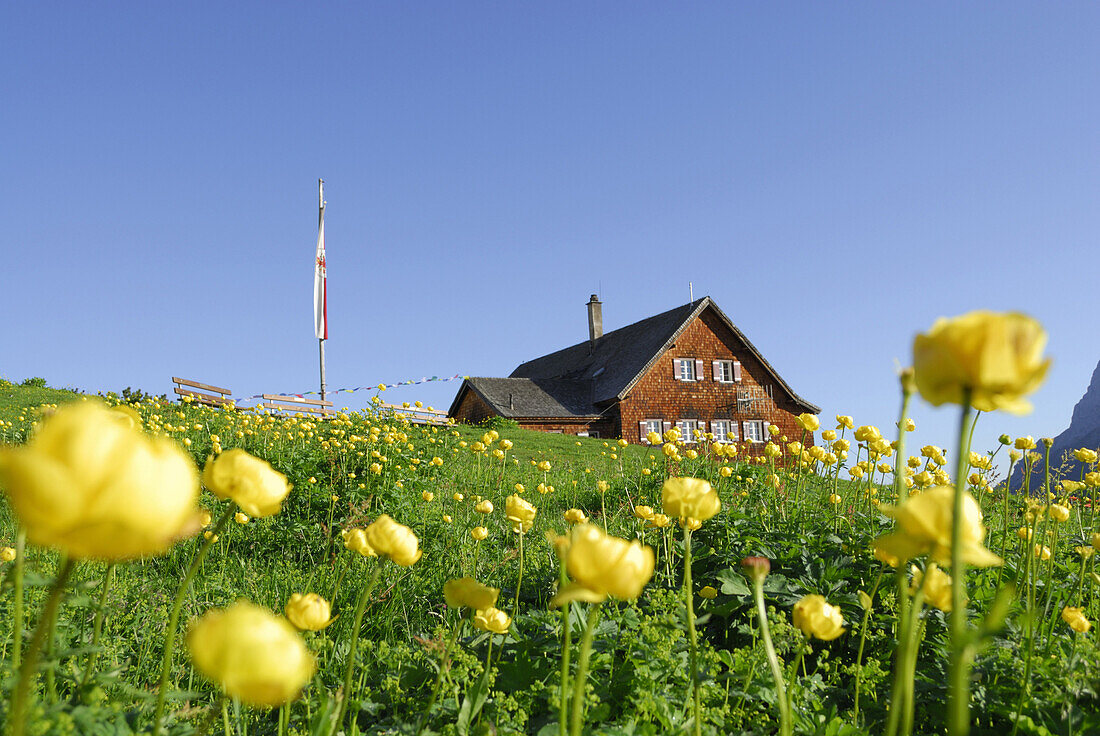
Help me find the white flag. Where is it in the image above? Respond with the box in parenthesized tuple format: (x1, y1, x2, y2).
(313, 198, 327, 340)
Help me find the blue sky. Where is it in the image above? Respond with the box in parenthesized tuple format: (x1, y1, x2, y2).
(3, 3, 1098, 475)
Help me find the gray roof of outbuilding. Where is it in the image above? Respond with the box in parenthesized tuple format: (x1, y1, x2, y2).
(448, 297, 820, 418)
(459, 377, 601, 419)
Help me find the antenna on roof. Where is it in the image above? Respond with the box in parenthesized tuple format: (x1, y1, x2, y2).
(689, 282, 694, 303)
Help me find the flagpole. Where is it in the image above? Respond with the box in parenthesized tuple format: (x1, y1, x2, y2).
(317, 178, 327, 403)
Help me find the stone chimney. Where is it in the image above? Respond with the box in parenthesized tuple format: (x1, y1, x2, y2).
(587, 294, 603, 342)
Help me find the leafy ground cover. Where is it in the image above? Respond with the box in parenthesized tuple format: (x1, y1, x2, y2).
(0, 365, 1097, 735)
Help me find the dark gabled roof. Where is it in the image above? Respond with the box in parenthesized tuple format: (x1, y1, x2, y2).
(449, 296, 820, 418)
(510, 300, 699, 404)
(451, 377, 601, 419)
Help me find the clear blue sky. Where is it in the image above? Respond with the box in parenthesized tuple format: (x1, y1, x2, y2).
(3, 3, 1098, 477)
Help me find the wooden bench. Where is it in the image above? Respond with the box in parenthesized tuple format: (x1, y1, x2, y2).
(378, 402, 451, 426)
(261, 394, 335, 419)
(173, 377, 233, 408)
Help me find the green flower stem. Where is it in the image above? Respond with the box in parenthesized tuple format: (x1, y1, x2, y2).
(569, 603, 602, 736)
(751, 574, 791, 736)
(996, 456, 1018, 590)
(513, 527, 525, 621)
(683, 526, 703, 736)
(11, 528, 25, 669)
(948, 394, 975, 736)
(416, 611, 466, 736)
(8, 557, 75, 736)
(335, 562, 384, 734)
(152, 504, 236, 736)
(79, 562, 116, 692)
(852, 571, 884, 719)
(558, 601, 573, 736)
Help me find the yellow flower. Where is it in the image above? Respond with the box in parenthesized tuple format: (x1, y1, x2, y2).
(473, 607, 512, 634)
(365, 515, 421, 566)
(910, 564, 952, 611)
(913, 311, 1050, 414)
(475, 500, 494, 514)
(444, 578, 500, 611)
(471, 526, 488, 541)
(1034, 544, 1051, 561)
(662, 477, 721, 523)
(284, 593, 332, 631)
(0, 401, 200, 560)
(797, 413, 820, 431)
(344, 528, 376, 557)
(1074, 448, 1098, 464)
(763, 442, 781, 459)
(854, 426, 881, 443)
(633, 505, 654, 521)
(648, 513, 670, 529)
(596, 480, 610, 494)
(186, 600, 315, 707)
(1062, 606, 1091, 633)
(235, 512, 250, 525)
(835, 415, 855, 430)
(821, 429, 837, 442)
(537, 460, 552, 472)
(552, 524, 654, 606)
(792, 594, 845, 641)
(1015, 436, 1037, 450)
(1050, 504, 1071, 523)
(203, 531, 219, 542)
(202, 449, 291, 518)
(199, 510, 212, 527)
(719, 466, 733, 478)
(646, 431, 662, 445)
(699, 585, 718, 599)
(564, 508, 587, 524)
(0, 547, 16, 562)
(873, 486, 1001, 567)
(422, 491, 434, 502)
(828, 494, 842, 505)
(505, 494, 537, 532)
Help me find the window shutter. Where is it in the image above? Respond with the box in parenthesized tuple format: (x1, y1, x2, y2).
(733, 360, 742, 382)
(663, 421, 672, 434)
(695, 359, 705, 380)
(673, 358, 682, 380)
(639, 421, 648, 443)
(712, 361, 722, 381)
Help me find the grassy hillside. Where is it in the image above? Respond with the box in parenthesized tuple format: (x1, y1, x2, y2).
(0, 384, 1097, 735)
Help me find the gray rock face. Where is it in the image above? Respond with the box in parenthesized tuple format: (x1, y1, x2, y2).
(1013, 359, 1100, 492)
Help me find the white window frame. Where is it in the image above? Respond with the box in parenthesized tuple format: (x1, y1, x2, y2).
(678, 358, 696, 381)
(677, 419, 702, 443)
(715, 360, 735, 383)
(743, 420, 764, 444)
(711, 419, 736, 444)
(643, 418, 663, 440)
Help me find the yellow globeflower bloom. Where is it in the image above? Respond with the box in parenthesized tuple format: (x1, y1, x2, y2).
(235, 512, 250, 525)
(596, 480, 610, 494)
(203, 449, 291, 518)
(836, 415, 855, 430)
(1073, 448, 1098, 464)
(633, 505, 654, 521)
(422, 491, 434, 502)
(719, 466, 733, 478)
(828, 494, 842, 505)
(913, 310, 1049, 415)
(1062, 606, 1091, 633)
(0, 547, 16, 562)
(506, 494, 538, 532)
(344, 528, 376, 557)
(873, 486, 1001, 567)
(473, 607, 512, 634)
(854, 426, 881, 443)
(662, 477, 721, 523)
(552, 524, 654, 606)
(187, 600, 316, 707)
(0, 401, 200, 560)
(1015, 436, 1037, 450)
(365, 515, 421, 566)
(471, 526, 488, 541)
(444, 578, 500, 611)
(1050, 504, 1071, 522)
(792, 594, 846, 641)
(646, 431, 662, 445)
(475, 500, 494, 514)
(564, 508, 587, 524)
(796, 413, 820, 431)
(1034, 544, 1052, 561)
(699, 585, 718, 600)
(537, 460, 552, 472)
(284, 593, 332, 631)
(909, 564, 953, 612)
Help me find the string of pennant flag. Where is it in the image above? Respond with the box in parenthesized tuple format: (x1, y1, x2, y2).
(231, 374, 466, 404)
